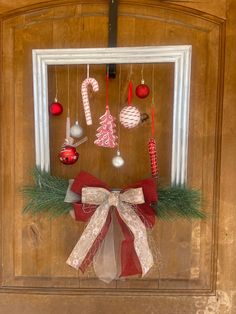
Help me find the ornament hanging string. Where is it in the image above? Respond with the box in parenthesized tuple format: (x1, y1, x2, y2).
(55, 65, 58, 101)
(151, 64, 156, 138)
(128, 64, 133, 105)
(76, 65, 79, 119)
(66, 65, 70, 140)
(151, 107, 155, 138)
(141, 64, 144, 83)
(112, 64, 125, 167)
(87, 64, 89, 79)
(117, 64, 122, 150)
(106, 67, 109, 111)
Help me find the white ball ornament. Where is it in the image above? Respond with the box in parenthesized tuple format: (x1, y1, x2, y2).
(70, 121, 83, 138)
(112, 150, 124, 168)
(119, 105, 141, 129)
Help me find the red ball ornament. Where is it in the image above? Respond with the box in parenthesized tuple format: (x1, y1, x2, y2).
(135, 80, 150, 99)
(59, 145, 79, 165)
(50, 98, 63, 116)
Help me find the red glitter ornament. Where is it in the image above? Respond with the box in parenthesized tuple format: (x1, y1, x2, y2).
(148, 107, 158, 178)
(50, 98, 63, 116)
(135, 80, 150, 99)
(59, 145, 79, 165)
(148, 138, 158, 178)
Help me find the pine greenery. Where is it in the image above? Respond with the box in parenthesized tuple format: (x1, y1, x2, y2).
(154, 186, 205, 220)
(22, 168, 72, 218)
(22, 168, 205, 220)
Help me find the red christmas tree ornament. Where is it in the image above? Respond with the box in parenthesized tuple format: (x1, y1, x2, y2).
(59, 145, 79, 165)
(94, 109, 118, 148)
(135, 80, 150, 99)
(50, 98, 63, 116)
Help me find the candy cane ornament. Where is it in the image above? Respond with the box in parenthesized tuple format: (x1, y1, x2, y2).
(81, 66, 99, 125)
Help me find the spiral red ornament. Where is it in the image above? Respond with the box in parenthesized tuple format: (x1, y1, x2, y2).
(148, 138, 158, 178)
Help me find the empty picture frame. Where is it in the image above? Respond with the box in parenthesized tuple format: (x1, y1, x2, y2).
(32, 45, 192, 186)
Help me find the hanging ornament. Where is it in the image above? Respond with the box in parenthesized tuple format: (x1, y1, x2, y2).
(81, 64, 99, 126)
(70, 121, 83, 138)
(94, 72, 117, 148)
(59, 145, 79, 165)
(50, 98, 63, 116)
(148, 137, 158, 178)
(136, 80, 150, 99)
(59, 117, 88, 165)
(70, 66, 84, 138)
(112, 150, 124, 168)
(119, 105, 141, 128)
(112, 65, 124, 168)
(50, 67, 63, 115)
(94, 109, 117, 148)
(119, 80, 141, 129)
(148, 67, 158, 178)
(135, 65, 150, 99)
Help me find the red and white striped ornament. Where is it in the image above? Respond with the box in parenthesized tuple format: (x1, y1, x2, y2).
(119, 80, 141, 129)
(119, 106, 141, 129)
(81, 65, 99, 126)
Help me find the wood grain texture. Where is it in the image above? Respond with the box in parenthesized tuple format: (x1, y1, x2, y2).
(0, 0, 227, 19)
(1, 0, 235, 313)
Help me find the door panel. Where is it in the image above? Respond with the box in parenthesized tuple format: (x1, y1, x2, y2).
(1, 0, 235, 313)
(1, 1, 224, 293)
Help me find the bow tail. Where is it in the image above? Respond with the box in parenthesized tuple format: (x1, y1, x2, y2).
(117, 203, 154, 277)
(93, 210, 124, 283)
(115, 210, 142, 277)
(66, 203, 110, 270)
(80, 213, 111, 273)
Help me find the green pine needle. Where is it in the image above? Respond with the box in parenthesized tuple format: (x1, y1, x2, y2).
(22, 168, 72, 218)
(22, 168, 205, 220)
(154, 186, 205, 220)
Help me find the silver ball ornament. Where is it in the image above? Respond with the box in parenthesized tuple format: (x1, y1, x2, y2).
(70, 121, 83, 138)
(112, 151, 124, 168)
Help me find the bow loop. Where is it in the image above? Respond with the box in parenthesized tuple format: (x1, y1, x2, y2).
(120, 187, 145, 205)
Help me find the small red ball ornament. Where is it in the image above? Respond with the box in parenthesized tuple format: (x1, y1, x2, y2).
(50, 98, 63, 116)
(59, 145, 79, 165)
(135, 80, 150, 99)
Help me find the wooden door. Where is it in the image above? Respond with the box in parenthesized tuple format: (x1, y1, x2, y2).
(0, 0, 235, 313)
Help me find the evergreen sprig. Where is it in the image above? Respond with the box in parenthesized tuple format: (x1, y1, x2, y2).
(22, 168, 71, 218)
(154, 186, 205, 220)
(22, 168, 205, 220)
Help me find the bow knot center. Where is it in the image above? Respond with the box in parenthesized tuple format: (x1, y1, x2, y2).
(108, 191, 120, 207)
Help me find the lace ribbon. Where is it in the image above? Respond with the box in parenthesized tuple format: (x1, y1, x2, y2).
(66, 187, 154, 281)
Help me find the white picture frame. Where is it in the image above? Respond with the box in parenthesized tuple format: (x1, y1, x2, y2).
(32, 45, 191, 185)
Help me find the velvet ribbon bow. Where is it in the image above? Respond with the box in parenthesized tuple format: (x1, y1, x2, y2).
(66, 171, 157, 282)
